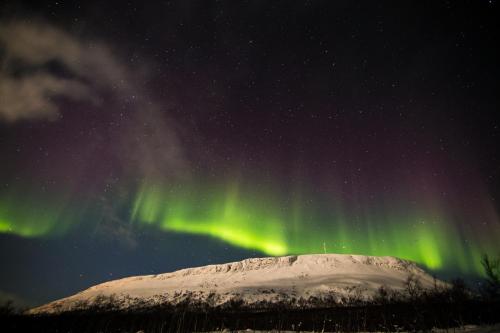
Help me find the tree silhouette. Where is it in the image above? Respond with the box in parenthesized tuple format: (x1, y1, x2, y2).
(481, 254, 500, 299)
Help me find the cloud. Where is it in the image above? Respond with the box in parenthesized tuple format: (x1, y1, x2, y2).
(0, 19, 192, 241)
(0, 72, 93, 121)
(94, 195, 139, 250)
(0, 20, 128, 122)
(0, 19, 189, 179)
(0, 20, 187, 179)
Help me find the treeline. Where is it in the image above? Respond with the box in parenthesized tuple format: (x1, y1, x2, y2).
(1, 254, 499, 332)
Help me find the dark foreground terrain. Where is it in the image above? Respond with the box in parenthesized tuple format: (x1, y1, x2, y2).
(5, 268, 500, 333)
(3, 299, 500, 332)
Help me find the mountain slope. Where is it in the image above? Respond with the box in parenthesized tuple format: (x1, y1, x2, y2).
(30, 254, 442, 313)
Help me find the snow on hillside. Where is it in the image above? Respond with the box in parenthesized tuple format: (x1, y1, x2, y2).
(29, 254, 442, 314)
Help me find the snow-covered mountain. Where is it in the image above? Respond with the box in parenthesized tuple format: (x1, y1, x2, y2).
(30, 254, 442, 314)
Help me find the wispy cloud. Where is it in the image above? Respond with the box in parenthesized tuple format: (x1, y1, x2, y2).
(0, 19, 189, 179)
(0, 20, 119, 121)
(0, 19, 191, 241)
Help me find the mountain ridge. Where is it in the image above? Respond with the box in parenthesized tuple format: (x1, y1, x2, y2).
(29, 254, 442, 314)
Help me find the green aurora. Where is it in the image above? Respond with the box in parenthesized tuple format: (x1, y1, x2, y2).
(129, 182, 495, 275)
(1, 181, 498, 275)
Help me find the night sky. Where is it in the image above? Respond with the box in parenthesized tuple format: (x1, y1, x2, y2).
(1, 0, 500, 306)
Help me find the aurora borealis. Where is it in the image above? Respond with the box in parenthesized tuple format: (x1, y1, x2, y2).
(129, 178, 499, 273)
(1, 175, 497, 275)
(1, 1, 500, 306)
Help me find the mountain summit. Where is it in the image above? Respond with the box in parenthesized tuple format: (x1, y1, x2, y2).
(30, 254, 441, 314)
